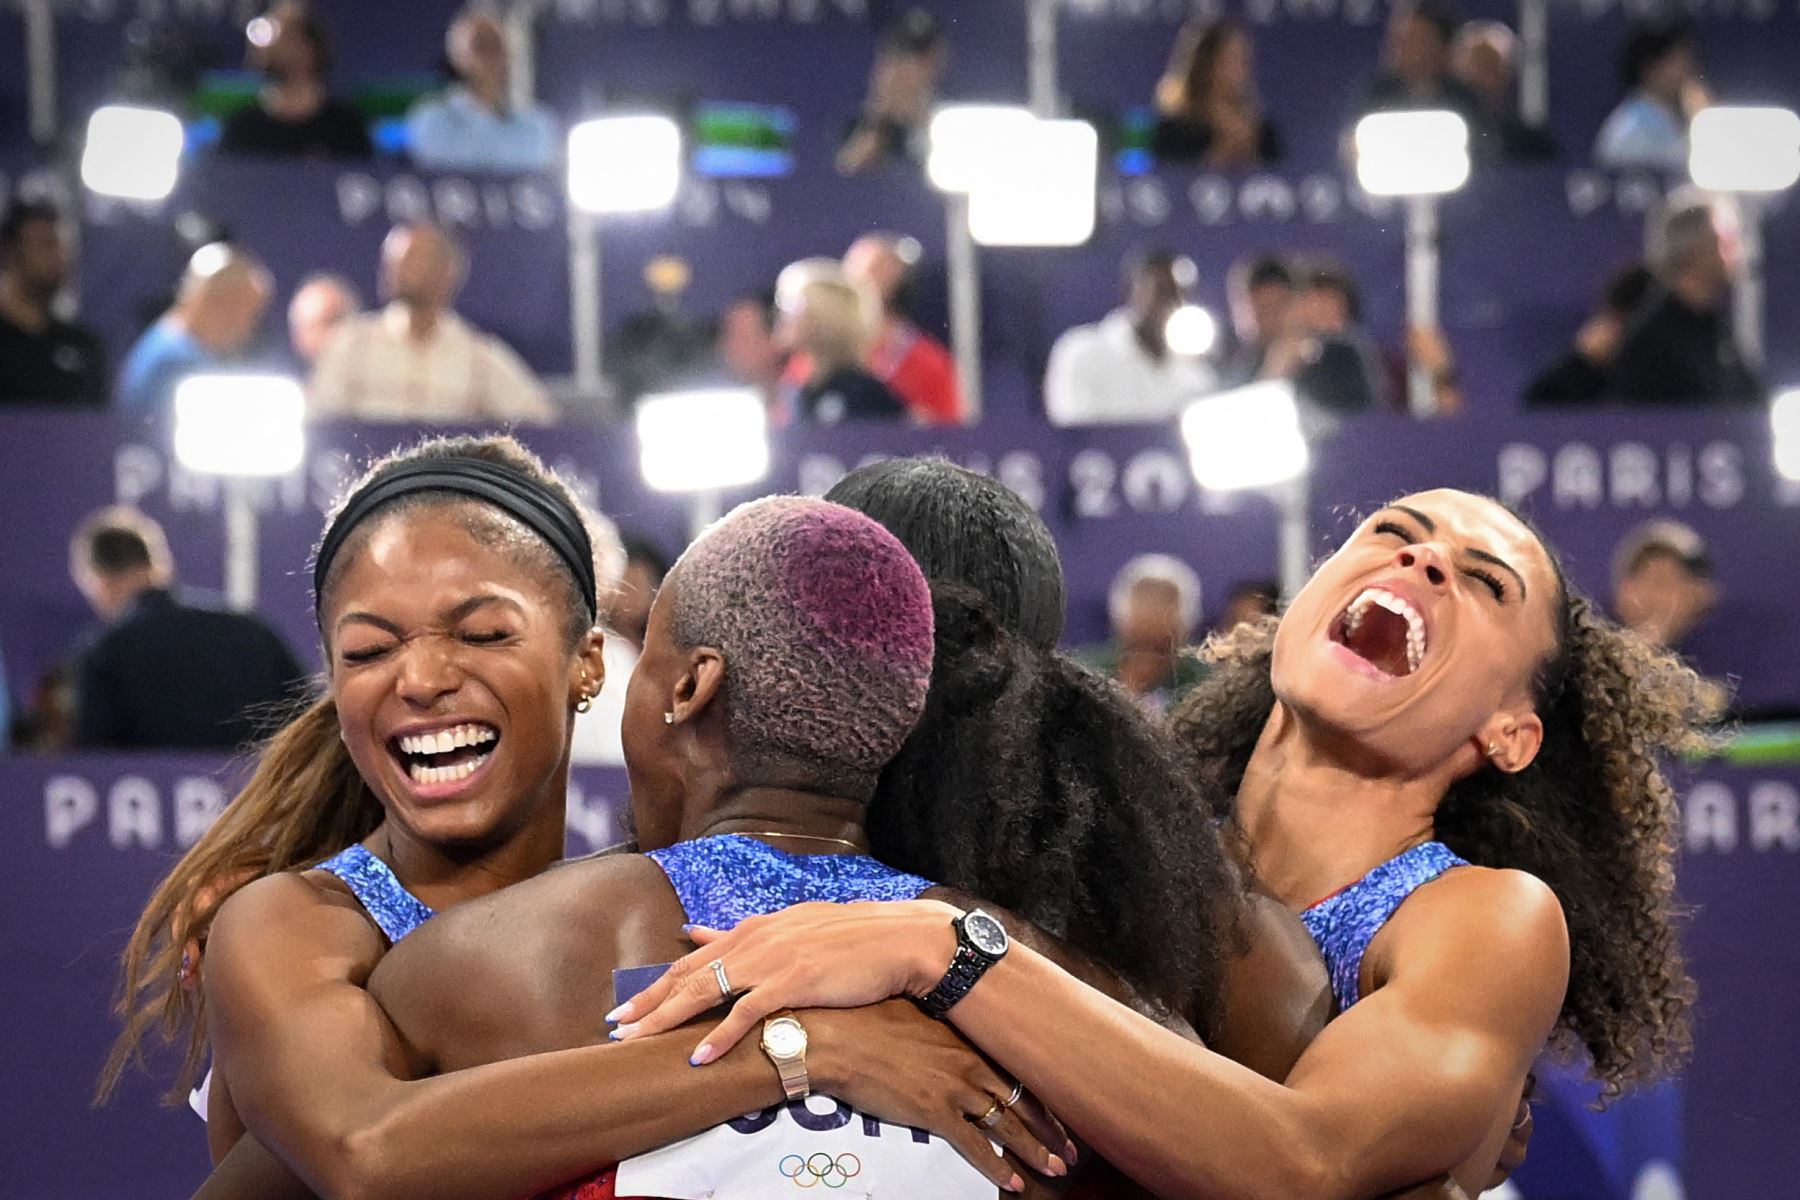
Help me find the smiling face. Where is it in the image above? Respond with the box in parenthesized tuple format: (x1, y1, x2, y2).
(323, 503, 599, 851)
(1272, 489, 1562, 774)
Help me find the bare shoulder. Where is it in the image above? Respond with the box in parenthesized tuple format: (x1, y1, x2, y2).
(370, 853, 684, 1071)
(207, 869, 387, 981)
(1381, 866, 1570, 1011)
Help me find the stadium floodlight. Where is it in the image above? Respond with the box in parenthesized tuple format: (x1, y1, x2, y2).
(1182, 379, 1312, 601)
(567, 115, 682, 214)
(80, 105, 183, 202)
(1181, 380, 1308, 492)
(1352, 110, 1471, 197)
(1352, 110, 1469, 416)
(1183, 380, 1312, 601)
(173, 373, 305, 611)
(1773, 389, 1800, 483)
(1690, 107, 1800, 193)
(172, 374, 305, 477)
(637, 387, 769, 494)
(1165, 304, 1219, 358)
(968, 118, 1098, 247)
(927, 105, 1036, 193)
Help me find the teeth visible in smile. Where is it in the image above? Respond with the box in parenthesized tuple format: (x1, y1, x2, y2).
(1343, 587, 1428, 674)
(407, 751, 491, 786)
(398, 724, 497, 756)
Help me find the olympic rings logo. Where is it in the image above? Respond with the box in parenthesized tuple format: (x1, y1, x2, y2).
(776, 1152, 863, 1189)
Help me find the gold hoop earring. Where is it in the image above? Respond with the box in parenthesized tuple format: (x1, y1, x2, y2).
(575, 694, 594, 714)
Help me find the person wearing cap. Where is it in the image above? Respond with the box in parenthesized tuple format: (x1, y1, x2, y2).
(1611, 520, 1718, 652)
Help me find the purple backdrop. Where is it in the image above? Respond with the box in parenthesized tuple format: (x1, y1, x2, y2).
(4, 752, 1794, 1198)
(3, 407, 1796, 719)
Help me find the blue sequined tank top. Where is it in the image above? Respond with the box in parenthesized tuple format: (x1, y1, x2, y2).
(646, 834, 933, 930)
(316, 842, 436, 943)
(1300, 840, 1469, 1012)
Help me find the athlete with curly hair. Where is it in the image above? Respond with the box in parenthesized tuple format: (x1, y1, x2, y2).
(612, 487, 1713, 1198)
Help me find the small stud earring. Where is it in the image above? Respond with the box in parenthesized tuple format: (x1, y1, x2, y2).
(1485, 742, 1500, 759)
(663, 712, 675, 725)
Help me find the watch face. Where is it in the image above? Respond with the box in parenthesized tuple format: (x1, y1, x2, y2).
(764, 1019, 807, 1058)
(964, 911, 1008, 956)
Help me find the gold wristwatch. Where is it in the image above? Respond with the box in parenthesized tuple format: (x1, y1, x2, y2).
(760, 1014, 810, 1100)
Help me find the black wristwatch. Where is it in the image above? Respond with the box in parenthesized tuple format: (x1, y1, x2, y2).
(919, 909, 1009, 1018)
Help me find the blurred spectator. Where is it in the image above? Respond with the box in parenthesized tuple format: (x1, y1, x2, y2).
(219, 2, 372, 160)
(309, 220, 554, 423)
(718, 289, 785, 400)
(1223, 252, 1295, 385)
(837, 9, 947, 176)
(1216, 579, 1281, 636)
(1610, 198, 1760, 406)
(1081, 554, 1207, 712)
(1151, 18, 1282, 168)
(287, 272, 361, 367)
(1356, 1, 1485, 133)
(118, 243, 272, 412)
(13, 663, 75, 754)
(774, 261, 904, 424)
(1611, 520, 1717, 652)
(605, 536, 670, 651)
(407, 7, 557, 174)
(1595, 21, 1708, 174)
(1451, 20, 1557, 161)
(0, 199, 107, 408)
(67, 506, 306, 750)
(843, 233, 963, 424)
(1260, 257, 1388, 414)
(1524, 264, 1655, 407)
(613, 256, 717, 405)
(1045, 249, 1218, 426)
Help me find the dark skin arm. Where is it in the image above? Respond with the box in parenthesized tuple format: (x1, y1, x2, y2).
(196, 857, 1066, 1200)
(616, 867, 1567, 1200)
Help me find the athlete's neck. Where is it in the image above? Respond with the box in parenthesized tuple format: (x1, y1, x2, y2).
(368, 775, 570, 909)
(688, 786, 870, 854)
(1235, 702, 1441, 910)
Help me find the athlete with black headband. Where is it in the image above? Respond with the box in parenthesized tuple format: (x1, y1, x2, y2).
(103, 439, 1070, 1199)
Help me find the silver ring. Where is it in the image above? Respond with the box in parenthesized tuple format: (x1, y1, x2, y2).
(710, 958, 732, 999)
(999, 1081, 1023, 1110)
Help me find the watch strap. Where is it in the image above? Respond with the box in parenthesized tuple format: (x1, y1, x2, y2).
(919, 914, 1004, 1018)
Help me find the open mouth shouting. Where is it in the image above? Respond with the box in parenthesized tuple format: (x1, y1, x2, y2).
(388, 721, 501, 796)
(1329, 587, 1428, 678)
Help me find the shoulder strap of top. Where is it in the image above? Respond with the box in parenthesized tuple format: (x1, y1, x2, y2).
(1300, 840, 1469, 1013)
(315, 843, 436, 944)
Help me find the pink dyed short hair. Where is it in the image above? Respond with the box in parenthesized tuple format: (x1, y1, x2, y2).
(671, 496, 935, 790)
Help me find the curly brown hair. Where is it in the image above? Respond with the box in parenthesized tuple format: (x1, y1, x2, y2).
(1170, 546, 1721, 1098)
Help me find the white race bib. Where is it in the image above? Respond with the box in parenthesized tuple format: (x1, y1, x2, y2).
(616, 1094, 995, 1200)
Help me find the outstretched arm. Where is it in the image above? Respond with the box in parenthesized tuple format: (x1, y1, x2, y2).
(614, 868, 1568, 1200)
(201, 867, 1060, 1200)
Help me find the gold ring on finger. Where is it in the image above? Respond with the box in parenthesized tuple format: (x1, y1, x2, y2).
(975, 1097, 1005, 1129)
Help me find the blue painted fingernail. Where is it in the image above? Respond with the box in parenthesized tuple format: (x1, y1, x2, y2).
(681, 923, 699, 935)
(604, 1003, 630, 1023)
(690, 1042, 714, 1066)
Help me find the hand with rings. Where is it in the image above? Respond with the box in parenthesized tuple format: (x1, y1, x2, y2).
(791, 1000, 1072, 1193)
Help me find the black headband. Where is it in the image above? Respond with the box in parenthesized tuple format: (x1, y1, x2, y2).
(313, 455, 598, 625)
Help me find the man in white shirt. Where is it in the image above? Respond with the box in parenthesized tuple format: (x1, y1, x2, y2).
(309, 220, 555, 424)
(1045, 248, 1218, 426)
